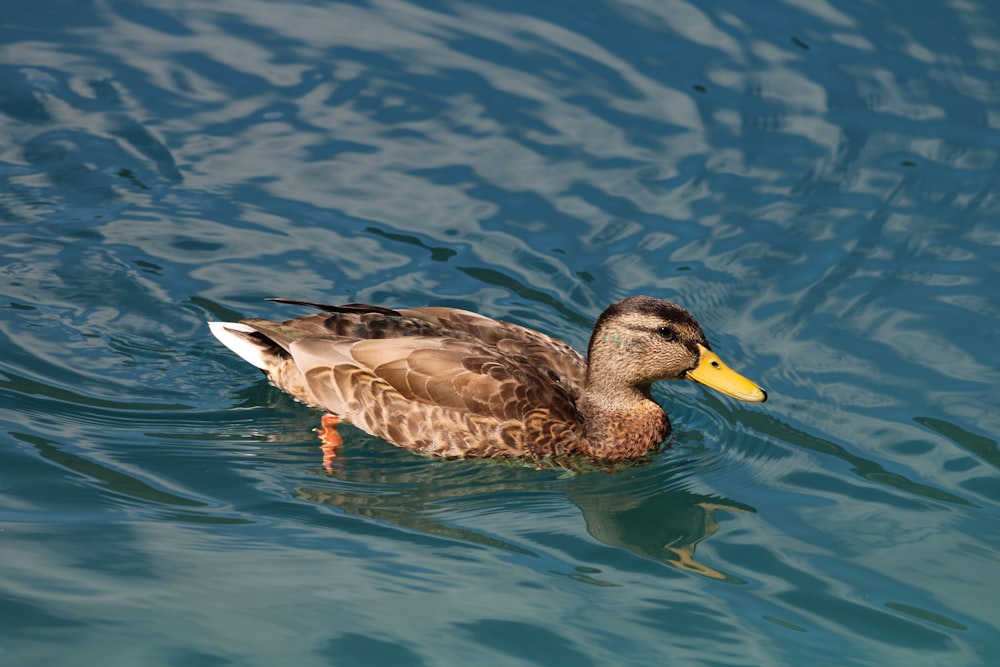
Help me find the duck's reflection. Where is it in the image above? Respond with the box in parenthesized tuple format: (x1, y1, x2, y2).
(290, 429, 754, 582)
(568, 483, 751, 581)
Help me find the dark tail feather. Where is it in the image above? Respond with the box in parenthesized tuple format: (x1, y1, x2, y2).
(266, 298, 403, 317)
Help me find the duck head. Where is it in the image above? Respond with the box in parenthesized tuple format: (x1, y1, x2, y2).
(586, 295, 766, 402)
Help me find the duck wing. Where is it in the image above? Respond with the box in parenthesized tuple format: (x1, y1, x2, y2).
(397, 306, 587, 396)
(287, 333, 576, 415)
(265, 300, 588, 396)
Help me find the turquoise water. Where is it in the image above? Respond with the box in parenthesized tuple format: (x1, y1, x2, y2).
(2, 0, 999, 664)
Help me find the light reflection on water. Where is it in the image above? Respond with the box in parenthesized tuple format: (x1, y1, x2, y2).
(2, 0, 1000, 665)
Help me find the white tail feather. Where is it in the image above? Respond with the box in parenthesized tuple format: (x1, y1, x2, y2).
(208, 322, 271, 370)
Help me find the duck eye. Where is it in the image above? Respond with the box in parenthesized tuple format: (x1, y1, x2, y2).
(656, 326, 678, 341)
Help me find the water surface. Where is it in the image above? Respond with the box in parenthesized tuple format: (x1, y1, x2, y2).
(2, 1, 1000, 665)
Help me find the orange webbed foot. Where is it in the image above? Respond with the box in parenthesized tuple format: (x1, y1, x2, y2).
(316, 414, 343, 471)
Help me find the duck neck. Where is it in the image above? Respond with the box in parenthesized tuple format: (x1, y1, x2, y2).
(576, 378, 671, 460)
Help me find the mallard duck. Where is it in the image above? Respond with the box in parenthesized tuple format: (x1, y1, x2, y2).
(209, 296, 766, 461)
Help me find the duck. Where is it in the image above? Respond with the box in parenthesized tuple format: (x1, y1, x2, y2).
(208, 296, 766, 462)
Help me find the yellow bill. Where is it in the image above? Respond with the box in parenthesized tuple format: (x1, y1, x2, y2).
(686, 344, 767, 402)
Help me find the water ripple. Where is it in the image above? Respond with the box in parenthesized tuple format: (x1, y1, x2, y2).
(3, 0, 1000, 665)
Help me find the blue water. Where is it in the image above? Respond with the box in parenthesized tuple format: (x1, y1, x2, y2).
(2, 0, 1000, 664)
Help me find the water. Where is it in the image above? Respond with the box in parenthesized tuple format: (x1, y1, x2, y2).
(2, 0, 999, 664)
